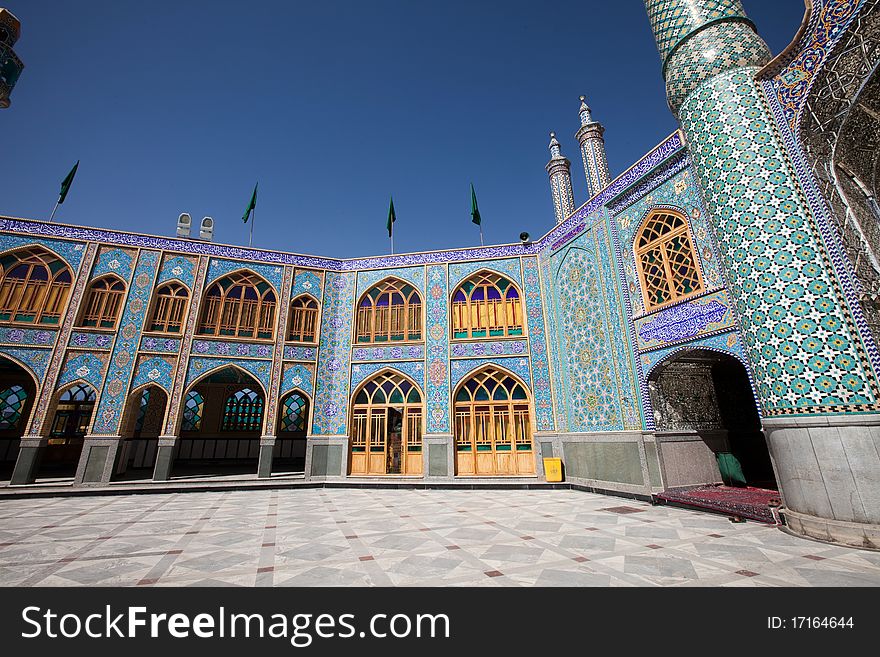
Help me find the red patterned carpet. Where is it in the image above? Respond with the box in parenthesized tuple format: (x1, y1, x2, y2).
(655, 485, 782, 524)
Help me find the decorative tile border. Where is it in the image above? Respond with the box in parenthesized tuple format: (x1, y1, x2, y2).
(425, 265, 449, 433)
(191, 339, 273, 359)
(0, 327, 55, 347)
(356, 266, 425, 297)
(140, 335, 181, 354)
(157, 254, 197, 287)
(0, 233, 86, 270)
(450, 340, 526, 359)
(264, 266, 294, 435)
(635, 289, 735, 351)
(449, 356, 532, 391)
(350, 360, 425, 393)
(281, 362, 315, 397)
(57, 351, 108, 392)
(69, 331, 113, 350)
(522, 257, 553, 431)
(283, 345, 318, 361)
(91, 249, 160, 434)
(449, 258, 522, 290)
(292, 269, 323, 302)
(352, 344, 424, 362)
(206, 257, 283, 293)
(91, 247, 135, 281)
(185, 356, 273, 393)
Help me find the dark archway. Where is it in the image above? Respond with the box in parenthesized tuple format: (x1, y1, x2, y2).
(114, 385, 169, 480)
(39, 382, 96, 480)
(274, 390, 310, 473)
(172, 366, 264, 478)
(648, 349, 776, 489)
(0, 356, 37, 481)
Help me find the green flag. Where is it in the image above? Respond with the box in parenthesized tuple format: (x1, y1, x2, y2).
(242, 183, 257, 223)
(470, 183, 481, 226)
(58, 161, 79, 204)
(387, 196, 396, 238)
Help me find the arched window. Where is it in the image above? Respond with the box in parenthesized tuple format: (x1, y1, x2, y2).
(349, 371, 423, 475)
(198, 272, 276, 339)
(636, 210, 704, 311)
(280, 392, 309, 433)
(453, 368, 533, 476)
(148, 282, 189, 333)
(451, 272, 523, 340)
(0, 247, 72, 325)
(355, 279, 422, 343)
(221, 387, 264, 432)
(49, 383, 96, 442)
(79, 275, 126, 329)
(0, 385, 28, 430)
(288, 295, 319, 343)
(180, 390, 204, 431)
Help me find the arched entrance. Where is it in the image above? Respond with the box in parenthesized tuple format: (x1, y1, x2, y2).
(115, 385, 169, 479)
(0, 355, 37, 480)
(42, 382, 96, 479)
(453, 367, 534, 476)
(274, 390, 310, 473)
(172, 366, 265, 477)
(349, 371, 423, 476)
(648, 349, 776, 489)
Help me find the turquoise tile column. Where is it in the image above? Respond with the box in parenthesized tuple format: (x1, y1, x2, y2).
(644, 0, 880, 547)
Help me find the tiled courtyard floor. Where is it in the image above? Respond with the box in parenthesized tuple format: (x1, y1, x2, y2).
(1, 488, 879, 587)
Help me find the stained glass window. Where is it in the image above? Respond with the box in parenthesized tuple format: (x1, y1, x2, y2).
(0, 385, 27, 430)
(636, 210, 704, 311)
(181, 390, 204, 431)
(221, 387, 264, 432)
(280, 392, 308, 433)
(451, 272, 523, 339)
(0, 247, 72, 325)
(355, 279, 422, 343)
(134, 388, 150, 433)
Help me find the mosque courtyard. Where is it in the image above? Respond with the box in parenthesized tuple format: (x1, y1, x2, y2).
(1, 488, 879, 587)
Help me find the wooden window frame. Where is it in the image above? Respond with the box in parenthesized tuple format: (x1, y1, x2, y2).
(197, 271, 277, 341)
(635, 209, 704, 312)
(354, 278, 423, 345)
(0, 247, 73, 326)
(147, 282, 190, 334)
(450, 271, 524, 341)
(78, 274, 127, 330)
(287, 294, 320, 344)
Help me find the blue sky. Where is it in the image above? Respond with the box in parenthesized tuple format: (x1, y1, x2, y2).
(2, 0, 806, 258)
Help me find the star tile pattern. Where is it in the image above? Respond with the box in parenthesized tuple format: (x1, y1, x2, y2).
(2, 489, 879, 587)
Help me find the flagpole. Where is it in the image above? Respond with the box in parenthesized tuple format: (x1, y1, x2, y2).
(391, 231, 394, 256)
(479, 225, 484, 247)
(49, 200, 59, 222)
(249, 206, 254, 247)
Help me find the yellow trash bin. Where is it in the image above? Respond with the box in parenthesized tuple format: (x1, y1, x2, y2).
(543, 457, 563, 482)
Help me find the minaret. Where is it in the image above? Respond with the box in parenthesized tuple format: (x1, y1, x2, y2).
(545, 132, 576, 225)
(575, 96, 611, 199)
(0, 8, 24, 109)
(644, 0, 880, 547)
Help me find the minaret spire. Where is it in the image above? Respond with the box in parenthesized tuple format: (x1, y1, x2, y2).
(575, 95, 611, 199)
(545, 131, 576, 225)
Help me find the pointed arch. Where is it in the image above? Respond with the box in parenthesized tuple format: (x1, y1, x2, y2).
(0, 246, 73, 326)
(354, 277, 422, 344)
(277, 388, 312, 435)
(634, 208, 704, 312)
(452, 364, 534, 476)
(183, 361, 269, 400)
(147, 281, 190, 334)
(450, 270, 524, 340)
(287, 293, 320, 343)
(0, 351, 40, 389)
(78, 274, 127, 329)
(198, 269, 277, 340)
(349, 368, 424, 476)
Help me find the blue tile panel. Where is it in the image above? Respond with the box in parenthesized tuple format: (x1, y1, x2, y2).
(351, 361, 425, 393)
(635, 289, 736, 351)
(0, 327, 56, 347)
(191, 339, 274, 359)
(425, 265, 450, 433)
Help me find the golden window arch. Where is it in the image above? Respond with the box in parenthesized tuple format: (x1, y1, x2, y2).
(148, 282, 189, 334)
(349, 370, 423, 475)
(451, 271, 523, 340)
(355, 278, 422, 344)
(635, 210, 704, 311)
(198, 271, 277, 340)
(453, 367, 534, 476)
(0, 247, 72, 325)
(78, 275, 126, 329)
(288, 294, 319, 343)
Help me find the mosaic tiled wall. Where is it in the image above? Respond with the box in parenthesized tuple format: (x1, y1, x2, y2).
(191, 339, 273, 359)
(634, 289, 736, 351)
(283, 345, 318, 361)
(264, 266, 294, 436)
(91, 247, 135, 282)
(185, 356, 272, 393)
(311, 271, 355, 435)
(640, 329, 748, 381)
(131, 355, 175, 394)
(679, 67, 880, 414)
(0, 327, 55, 347)
(0, 347, 51, 381)
(351, 361, 425, 392)
(157, 254, 197, 287)
(140, 336, 181, 354)
(549, 221, 642, 432)
(613, 167, 723, 316)
(449, 258, 522, 289)
(206, 257, 283, 293)
(450, 357, 531, 390)
(425, 265, 449, 433)
(280, 363, 315, 398)
(352, 344, 424, 362)
(646, 0, 749, 64)
(91, 249, 160, 434)
(356, 266, 425, 297)
(0, 234, 86, 270)
(57, 351, 107, 391)
(69, 331, 113, 350)
(522, 257, 554, 431)
(292, 269, 323, 302)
